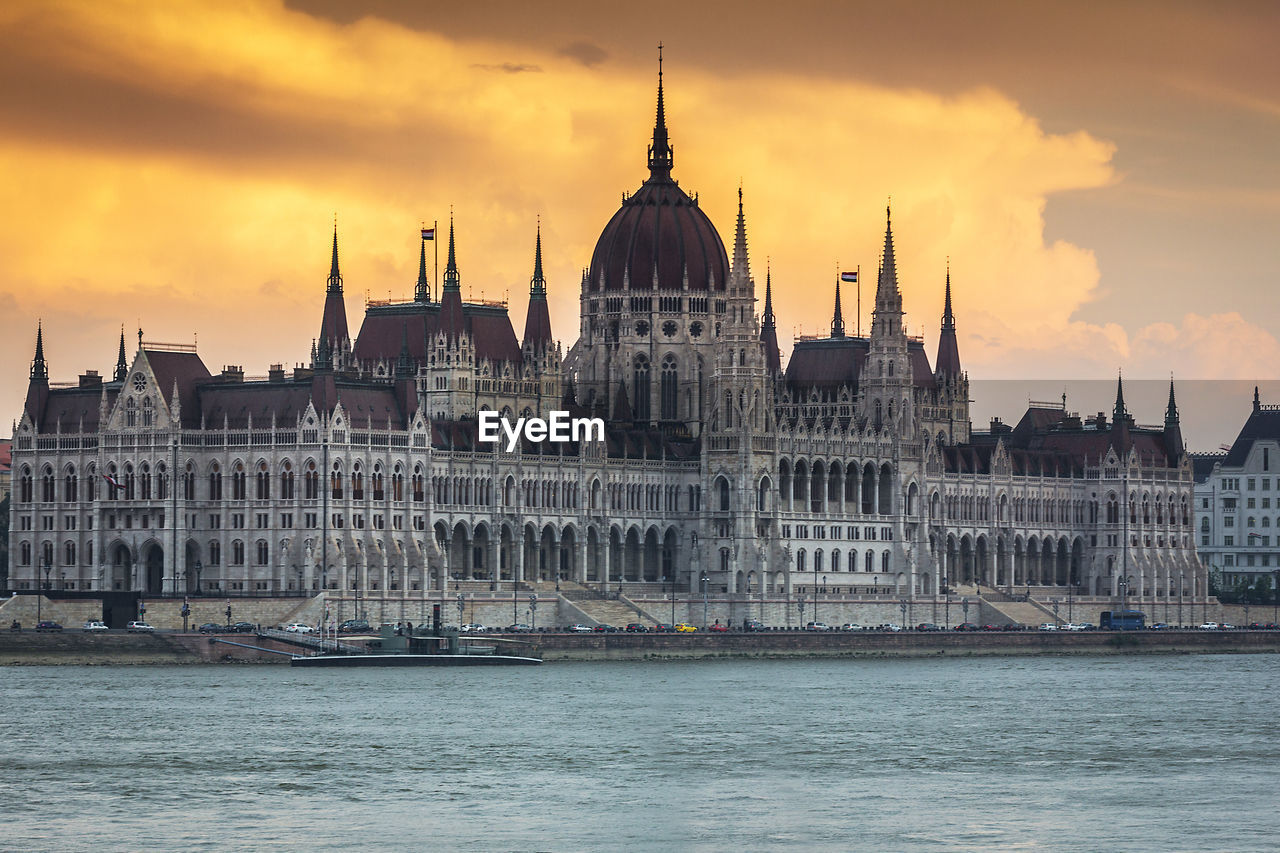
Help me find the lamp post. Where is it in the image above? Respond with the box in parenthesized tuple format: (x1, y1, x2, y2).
(945, 593, 951, 629)
(1273, 570, 1279, 627)
(700, 571, 710, 629)
(529, 593, 538, 631)
(1178, 576, 1184, 628)
(1050, 596, 1061, 627)
(797, 596, 805, 629)
(664, 575, 675, 627)
(961, 596, 970, 626)
(224, 600, 232, 628)
(899, 598, 908, 628)
(38, 559, 51, 622)
(138, 597, 146, 624)
(194, 559, 203, 596)
(456, 593, 465, 628)
(181, 597, 190, 632)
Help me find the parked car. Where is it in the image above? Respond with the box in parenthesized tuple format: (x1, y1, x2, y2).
(839, 623, 863, 632)
(1074, 622, 1096, 631)
(914, 623, 942, 632)
(708, 623, 730, 633)
(954, 623, 979, 632)
(126, 621, 155, 633)
(505, 623, 533, 633)
(1062, 623, 1088, 631)
(35, 620, 64, 632)
(981, 624, 1002, 631)
(1038, 623, 1058, 631)
(197, 623, 224, 634)
(568, 624, 594, 633)
(82, 620, 108, 632)
(338, 619, 371, 633)
(625, 623, 650, 633)
(883, 623, 903, 632)
(1220, 623, 1237, 630)
(1198, 621, 1220, 630)
(674, 623, 697, 633)
(231, 622, 257, 634)
(459, 623, 487, 633)
(743, 620, 766, 632)
(1148, 622, 1170, 631)
(652, 623, 675, 633)
(805, 621, 834, 631)
(284, 623, 315, 634)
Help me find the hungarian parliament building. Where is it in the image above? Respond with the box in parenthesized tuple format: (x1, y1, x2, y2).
(9, 64, 1207, 610)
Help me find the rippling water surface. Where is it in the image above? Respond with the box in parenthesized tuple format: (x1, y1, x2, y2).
(4, 655, 1278, 851)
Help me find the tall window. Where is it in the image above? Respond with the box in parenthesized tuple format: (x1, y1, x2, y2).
(256, 462, 271, 500)
(660, 355, 678, 420)
(633, 354, 651, 421)
(209, 463, 222, 500)
(305, 462, 319, 500)
(141, 397, 154, 427)
(280, 462, 295, 500)
(126, 398, 137, 427)
(64, 469, 78, 503)
(231, 540, 245, 566)
(232, 463, 246, 501)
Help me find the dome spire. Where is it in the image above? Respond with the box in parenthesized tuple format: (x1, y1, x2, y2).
(647, 43, 673, 180)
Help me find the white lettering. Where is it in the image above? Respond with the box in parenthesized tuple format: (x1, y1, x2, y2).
(475, 411, 607, 451)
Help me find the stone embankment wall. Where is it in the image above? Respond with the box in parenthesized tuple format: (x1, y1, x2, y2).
(0, 631, 297, 665)
(0, 594, 326, 631)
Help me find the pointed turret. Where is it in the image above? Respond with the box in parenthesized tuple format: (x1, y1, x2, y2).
(935, 261, 962, 378)
(318, 224, 350, 360)
(731, 186, 750, 289)
(1164, 377, 1184, 464)
(1110, 372, 1131, 454)
(647, 44, 673, 180)
(760, 265, 781, 374)
(830, 277, 846, 338)
(114, 327, 128, 382)
(872, 204, 904, 337)
(439, 213, 465, 341)
(523, 221, 553, 348)
(415, 234, 429, 302)
(24, 322, 50, 426)
(1255, 385, 1262, 412)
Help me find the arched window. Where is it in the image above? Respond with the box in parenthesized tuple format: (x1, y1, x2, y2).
(392, 466, 403, 502)
(64, 467, 78, 503)
(126, 398, 137, 427)
(305, 461, 319, 500)
(141, 397, 154, 427)
(660, 355, 678, 421)
(331, 465, 343, 499)
(184, 463, 196, 500)
(209, 540, 221, 566)
(256, 462, 271, 500)
(232, 462, 246, 501)
(633, 354, 651, 421)
(372, 467, 384, 501)
(231, 540, 245, 566)
(255, 540, 269, 565)
(139, 463, 151, 500)
(41, 467, 55, 502)
(352, 465, 364, 501)
(19, 466, 33, 503)
(718, 477, 731, 512)
(280, 462, 295, 500)
(881, 550, 891, 573)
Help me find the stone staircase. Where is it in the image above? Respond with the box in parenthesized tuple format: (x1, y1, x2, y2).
(978, 592, 1058, 627)
(542, 581, 654, 628)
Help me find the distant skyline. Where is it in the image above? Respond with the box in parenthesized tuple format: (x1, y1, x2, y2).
(4, 0, 1278, 431)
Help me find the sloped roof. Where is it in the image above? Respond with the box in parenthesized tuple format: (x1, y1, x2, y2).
(1222, 406, 1280, 467)
(144, 349, 211, 428)
(352, 301, 522, 366)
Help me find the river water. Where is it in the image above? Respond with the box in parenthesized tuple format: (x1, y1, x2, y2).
(3, 655, 1277, 851)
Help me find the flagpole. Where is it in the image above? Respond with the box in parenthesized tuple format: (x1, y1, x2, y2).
(856, 264, 861, 337)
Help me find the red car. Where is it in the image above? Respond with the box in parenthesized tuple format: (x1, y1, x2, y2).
(708, 623, 729, 633)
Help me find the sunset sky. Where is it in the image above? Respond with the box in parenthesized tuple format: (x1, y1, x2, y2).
(3, 0, 1278, 435)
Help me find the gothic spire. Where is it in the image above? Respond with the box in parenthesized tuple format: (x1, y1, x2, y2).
(1165, 377, 1179, 424)
(530, 218, 547, 298)
(872, 203, 904, 335)
(1255, 385, 1262, 412)
(415, 233, 429, 302)
(442, 212, 461, 293)
(1113, 372, 1127, 423)
(831, 277, 846, 338)
(1164, 376, 1184, 464)
(114, 326, 128, 382)
(30, 321, 47, 381)
(942, 260, 955, 332)
(935, 260, 962, 377)
(763, 264, 775, 331)
(647, 43, 673, 180)
(523, 220, 553, 348)
(326, 224, 342, 295)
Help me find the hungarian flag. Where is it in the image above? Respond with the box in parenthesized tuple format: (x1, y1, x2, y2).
(840, 271, 858, 283)
(103, 473, 125, 491)
(421, 228, 435, 241)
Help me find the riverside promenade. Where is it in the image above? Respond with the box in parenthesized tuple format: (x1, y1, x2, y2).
(3, 628, 1280, 665)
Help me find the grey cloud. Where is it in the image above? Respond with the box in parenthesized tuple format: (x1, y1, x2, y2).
(558, 41, 608, 68)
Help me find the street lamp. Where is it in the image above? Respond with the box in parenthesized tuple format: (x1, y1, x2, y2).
(193, 560, 203, 596)
(961, 596, 970, 626)
(529, 593, 538, 631)
(225, 600, 232, 628)
(1050, 596, 1061, 626)
(38, 558, 51, 622)
(1273, 570, 1279, 627)
(456, 593, 465, 628)
(181, 597, 190, 632)
(944, 592, 951, 629)
(700, 571, 710, 629)
(899, 598, 908, 628)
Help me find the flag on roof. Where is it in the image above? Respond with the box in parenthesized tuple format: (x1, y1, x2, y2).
(421, 228, 435, 241)
(840, 271, 858, 283)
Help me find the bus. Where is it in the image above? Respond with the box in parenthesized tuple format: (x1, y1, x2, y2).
(1100, 610, 1145, 631)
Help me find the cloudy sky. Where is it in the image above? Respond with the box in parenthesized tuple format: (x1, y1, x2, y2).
(3, 0, 1278, 434)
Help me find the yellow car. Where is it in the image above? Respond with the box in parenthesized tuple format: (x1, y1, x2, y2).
(674, 623, 697, 633)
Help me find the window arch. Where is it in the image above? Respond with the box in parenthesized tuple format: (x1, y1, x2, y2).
(633, 354, 651, 421)
(660, 355, 678, 421)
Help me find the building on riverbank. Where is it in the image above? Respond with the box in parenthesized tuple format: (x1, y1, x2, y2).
(7, 57, 1207, 618)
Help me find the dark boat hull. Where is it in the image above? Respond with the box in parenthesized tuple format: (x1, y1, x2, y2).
(291, 653, 541, 667)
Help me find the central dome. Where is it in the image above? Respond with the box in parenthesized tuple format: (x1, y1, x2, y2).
(586, 61, 729, 293)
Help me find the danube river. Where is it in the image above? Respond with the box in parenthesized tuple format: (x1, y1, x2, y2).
(5, 655, 1278, 851)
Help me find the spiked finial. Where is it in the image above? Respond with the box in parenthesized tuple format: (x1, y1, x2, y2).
(1166, 377, 1179, 424)
(530, 217, 546, 298)
(731, 184, 750, 287)
(30, 321, 48, 381)
(1255, 385, 1262, 412)
(327, 223, 342, 295)
(442, 211, 460, 292)
(647, 43, 673, 179)
(415, 231, 429, 302)
(115, 326, 128, 381)
(1114, 371, 1127, 423)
